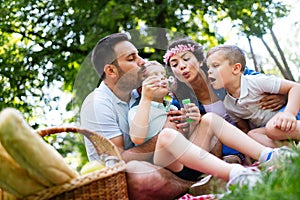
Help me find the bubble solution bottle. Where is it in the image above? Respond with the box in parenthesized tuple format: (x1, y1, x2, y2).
(182, 98, 195, 123)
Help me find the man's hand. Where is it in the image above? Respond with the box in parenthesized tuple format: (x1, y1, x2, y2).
(258, 94, 287, 111)
(163, 115, 179, 130)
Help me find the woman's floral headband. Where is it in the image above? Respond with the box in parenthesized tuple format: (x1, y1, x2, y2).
(163, 44, 195, 64)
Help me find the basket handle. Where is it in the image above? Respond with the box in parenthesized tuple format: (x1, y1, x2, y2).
(36, 127, 123, 161)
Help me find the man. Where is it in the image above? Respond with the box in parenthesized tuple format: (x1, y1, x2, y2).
(80, 33, 192, 199)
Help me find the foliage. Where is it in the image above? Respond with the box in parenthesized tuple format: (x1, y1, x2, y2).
(223, 147, 300, 200)
(284, 21, 300, 82)
(0, 0, 293, 167)
(1, 0, 291, 116)
(225, 0, 289, 37)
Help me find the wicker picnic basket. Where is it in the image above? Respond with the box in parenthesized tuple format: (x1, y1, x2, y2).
(6, 127, 129, 200)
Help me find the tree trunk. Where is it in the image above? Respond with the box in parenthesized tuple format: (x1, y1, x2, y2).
(260, 37, 290, 79)
(270, 29, 294, 81)
(247, 36, 260, 72)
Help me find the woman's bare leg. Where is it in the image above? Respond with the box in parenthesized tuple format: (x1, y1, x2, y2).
(190, 113, 267, 160)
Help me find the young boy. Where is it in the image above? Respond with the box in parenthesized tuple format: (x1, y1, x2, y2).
(206, 45, 300, 147)
(128, 60, 293, 186)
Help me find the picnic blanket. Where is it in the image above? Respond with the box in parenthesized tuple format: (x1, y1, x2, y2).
(179, 193, 223, 200)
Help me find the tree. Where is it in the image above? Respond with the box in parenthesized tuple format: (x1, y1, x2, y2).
(1, 0, 291, 116)
(218, 0, 294, 80)
(0, 0, 292, 167)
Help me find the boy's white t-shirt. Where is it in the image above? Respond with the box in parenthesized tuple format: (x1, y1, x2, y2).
(224, 74, 281, 127)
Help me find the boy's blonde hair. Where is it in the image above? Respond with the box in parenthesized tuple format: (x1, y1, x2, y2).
(144, 61, 165, 78)
(144, 60, 164, 68)
(206, 45, 246, 72)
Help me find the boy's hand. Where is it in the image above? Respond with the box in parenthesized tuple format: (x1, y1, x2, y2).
(272, 112, 297, 132)
(141, 76, 160, 101)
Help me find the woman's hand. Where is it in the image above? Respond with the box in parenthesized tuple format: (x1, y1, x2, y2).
(258, 94, 287, 111)
(182, 102, 201, 124)
(167, 104, 201, 135)
(181, 103, 201, 133)
(167, 109, 189, 135)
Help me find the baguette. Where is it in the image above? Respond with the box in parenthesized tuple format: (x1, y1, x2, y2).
(0, 142, 45, 197)
(0, 108, 78, 187)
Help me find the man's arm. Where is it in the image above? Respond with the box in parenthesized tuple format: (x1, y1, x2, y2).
(80, 90, 133, 160)
(120, 135, 157, 163)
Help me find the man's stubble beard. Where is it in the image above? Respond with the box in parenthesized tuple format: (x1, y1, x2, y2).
(115, 68, 142, 92)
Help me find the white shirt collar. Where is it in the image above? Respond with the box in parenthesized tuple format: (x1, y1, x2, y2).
(240, 74, 249, 99)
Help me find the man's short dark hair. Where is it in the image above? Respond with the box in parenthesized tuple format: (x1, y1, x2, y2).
(91, 33, 129, 79)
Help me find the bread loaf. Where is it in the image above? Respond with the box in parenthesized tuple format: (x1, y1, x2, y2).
(0, 143, 45, 197)
(0, 108, 78, 187)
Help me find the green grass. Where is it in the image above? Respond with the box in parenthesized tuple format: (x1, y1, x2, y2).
(223, 147, 300, 200)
